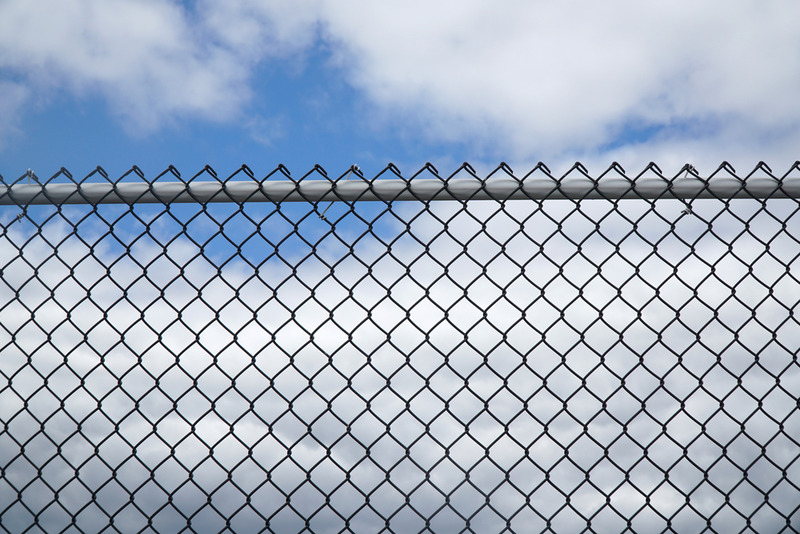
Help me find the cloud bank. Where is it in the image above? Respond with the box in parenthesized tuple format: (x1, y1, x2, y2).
(1, 0, 798, 164)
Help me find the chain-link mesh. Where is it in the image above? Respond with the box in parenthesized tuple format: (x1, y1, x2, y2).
(1, 163, 799, 533)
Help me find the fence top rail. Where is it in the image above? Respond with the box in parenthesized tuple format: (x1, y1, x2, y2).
(1, 163, 799, 205)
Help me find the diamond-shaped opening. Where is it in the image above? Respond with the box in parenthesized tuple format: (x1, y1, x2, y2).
(448, 480, 485, 517)
(231, 502, 275, 532)
(73, 502, 113, 533)
(748, 503, 792, 533)
(367, 434, 405, 470)
(505, 458, 544, 495)
(61, 386, 101, 424)
(722, 387, 757, 424)
(484, 385, 521, 422)
(580, 320, 620, 356)
(469, 458, 506, 496)
(187, 502, 227, 533)
(365, 387, 404, 424)
(426, 503, 467, 532)
(764, 479, 800, 517)
(127, 480, 168, 521)
(408, 388, 444, 426)
(427, 410, 467, 449)
(128, 389, 169, 428)
(685, 435, 724, 472)
(583, 364, 621, 402)
(36, 501, 77, 533)
(465, 318, 504, 356)
(346, 457, 384, 497)
(246, 435, 288, 473)
(644, 433, 682, 471)
(367, 478, 405, 519)
(559, 256, 601, 292)
(704, 411, 741, 447)
(345, 316, 389, 357)
(95, 433, 134, 470)
(449, 435, 484, 471)
(289, 435, 327, 475)
(232, 319, 272, 359)
(605, 434, 644, 472)
(565, 387, 603, 426)
(11, 320, 48, 359)
(385, 457, 424, 497)
(708, 503, 746, 532)
(190, 366, 233, 405)
(25, 386, 61, 424)
(445, 345, 482, 379)
(405, 434, 444, 473)
(528, 485, 567, 526)
(448, 388, 483, 426)
(83, 364, 118, 400)
(271, 413, 308, 449)
(48, 315, 82, 353)
(585, 457, 624, 497)
(111, 456, 150, 496)
(681, 388, 718, 427)
(547, 456, 585, 495)
(567, 480, 605, 519)
(543, 365, 581, 403)
(526, 389, 562, 426)
(385, 319, 425, 358)
(628, 458, 666, 496)
(726, 479, 765, 519)
(425, 364, 465, 402)
(566, 434, 604, 473)
(505, 362, 542, 397)
(173, 434, 211, 476)
(543, 320, 580, 356)
(422, 319, 463, 359)
(635, 387, 672, 426)
(465, 364, 503, 403)
(705, 457, 743, 495)
(94, 478, 131, 517)
(468, 504, 505, 532)
(323, 481, 363, 520)
(387, 364, 425, 401)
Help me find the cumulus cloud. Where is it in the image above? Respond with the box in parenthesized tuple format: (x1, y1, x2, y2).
(0, 81, 29, 147)
(196, 0, 319, 60)
(2, 0, 798, 163)
(0, 0, 319, 132)
(317, 0, 800, 163)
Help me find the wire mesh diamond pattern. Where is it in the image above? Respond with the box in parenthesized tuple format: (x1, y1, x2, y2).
(1, 163, 799, 533)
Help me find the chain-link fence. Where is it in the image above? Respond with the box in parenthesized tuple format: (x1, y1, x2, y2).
(1, 163, 799, 533)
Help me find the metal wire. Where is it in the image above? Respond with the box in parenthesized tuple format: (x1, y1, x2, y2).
(1, 162, 799, 533)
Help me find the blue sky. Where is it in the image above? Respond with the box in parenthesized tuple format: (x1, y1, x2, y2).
(1, 46, 435, 179)
(2, 0, 799, 181)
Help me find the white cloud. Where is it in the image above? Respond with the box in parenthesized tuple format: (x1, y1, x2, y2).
(317, 0, 800, 164)
(1, 0, 797, 164)
(196, 0, 319, 60)
(0, 0, 320, 132)
(0, 81, 29, 148)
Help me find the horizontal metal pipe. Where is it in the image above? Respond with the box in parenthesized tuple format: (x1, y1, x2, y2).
(0, 176, 798, 205)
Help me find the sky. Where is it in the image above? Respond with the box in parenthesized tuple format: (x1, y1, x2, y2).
(2, 1, 800, 533)
(0, 0, 799, 179)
